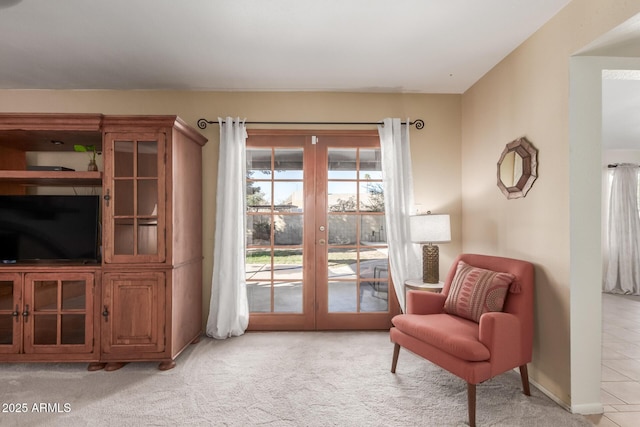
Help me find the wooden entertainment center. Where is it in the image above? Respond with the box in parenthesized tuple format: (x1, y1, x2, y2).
(0, 113, 207, 371)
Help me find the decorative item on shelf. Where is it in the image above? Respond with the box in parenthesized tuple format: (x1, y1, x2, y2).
(410, 211, 451, 284)
(497, 137, 538, 199)
(74, 144, 100, 171)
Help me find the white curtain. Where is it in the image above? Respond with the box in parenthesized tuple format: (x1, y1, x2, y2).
(378, 118, 422, 311)
(604, 164, 640, 295)
(206, 117, 250, 338)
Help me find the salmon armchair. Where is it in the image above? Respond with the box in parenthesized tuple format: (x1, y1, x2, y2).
(390, 253, 534, 427)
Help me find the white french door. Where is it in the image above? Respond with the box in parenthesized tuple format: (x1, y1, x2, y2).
(245, 130, 399, 331)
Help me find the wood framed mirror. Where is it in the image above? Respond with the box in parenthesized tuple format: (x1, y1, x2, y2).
(497, 137, 538, 199)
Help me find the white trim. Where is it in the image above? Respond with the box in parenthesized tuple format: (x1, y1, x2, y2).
(569, 55, 640, 410)
(521, 370, 602, 414)
(571, 403, 604, 415)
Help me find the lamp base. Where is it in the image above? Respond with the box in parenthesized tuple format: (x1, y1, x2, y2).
(423, 244, 440, 284)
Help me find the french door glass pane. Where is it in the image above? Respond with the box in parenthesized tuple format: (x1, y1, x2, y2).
(274, 214, 303, 245)
(360, 214, 386, 243)
(359, 149, 382, 179)
(328, 148, 357, 179)
(272, 249, 303, 280)
(328, 181, 357, 212)
(328, 215, 357, 245)
(328, 281, 357, 312)
(245, 249, 272, 280)
(359, 248, 388, 280)
(246, 215, 272, 246)
(359, 182, 384, 212)
(274, 182, 303, 211)
(274, 282, 302, 313)
(360, 280, 389, 312)
(246, 282, 270, 312)
(328, 249, 357, 280)
(247, 182, 272, 211)
(274, 148, 303, 179)
(247, 148, 272, 179)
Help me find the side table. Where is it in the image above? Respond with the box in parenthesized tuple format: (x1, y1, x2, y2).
(404, 279, 444, 312)
(405, 278, 444, 293)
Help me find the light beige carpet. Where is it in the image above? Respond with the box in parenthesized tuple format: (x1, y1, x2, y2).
(0, 331, 591, 426)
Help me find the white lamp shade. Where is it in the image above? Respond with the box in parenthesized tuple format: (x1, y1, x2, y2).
(410, 214, 451, 243)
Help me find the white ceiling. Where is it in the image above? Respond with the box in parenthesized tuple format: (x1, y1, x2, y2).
(0, 0, 571, 93)
(1, 0, 638, 151)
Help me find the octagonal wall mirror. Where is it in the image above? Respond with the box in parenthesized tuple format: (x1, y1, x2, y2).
(497, 137, 538, 199)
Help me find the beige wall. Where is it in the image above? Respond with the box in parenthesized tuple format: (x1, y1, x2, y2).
(461, 0, 640, 408)
(0, 90, 462, 334)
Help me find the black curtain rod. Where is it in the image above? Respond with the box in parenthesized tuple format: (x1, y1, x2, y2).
(608, 163, 640, 168)
(197, 118, 424, 130)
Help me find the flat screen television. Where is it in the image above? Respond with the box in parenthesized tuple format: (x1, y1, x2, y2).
(0, 195, 100, 264)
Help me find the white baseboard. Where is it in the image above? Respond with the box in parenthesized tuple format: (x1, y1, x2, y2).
(570, 403, 604, 415)
(521, 370, 603, 415)
(527, 376, 571, 412)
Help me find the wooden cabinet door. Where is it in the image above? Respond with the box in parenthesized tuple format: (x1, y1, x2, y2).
(102, 271, 165, 355)
(0, 273, 22, 354)
(102, 132, 166, 264)
(23, 273, 94, 354)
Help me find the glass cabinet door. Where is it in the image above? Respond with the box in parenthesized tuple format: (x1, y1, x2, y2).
(0, 273, 21, 354)
(103, 133, 166, 263)
(23, 273, 94, 354)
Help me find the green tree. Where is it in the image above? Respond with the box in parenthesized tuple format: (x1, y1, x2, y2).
(329, 196, 357, 212)
(246, 171, 268, 210)
(361, 182, 384, 212)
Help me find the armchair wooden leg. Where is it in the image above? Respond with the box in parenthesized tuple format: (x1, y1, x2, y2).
(519, 364, 531, 396)
(391, 343, 400, 373)
(467, 383, 476, 427)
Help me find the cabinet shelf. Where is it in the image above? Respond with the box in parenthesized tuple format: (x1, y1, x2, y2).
(0, 170, 102, 186)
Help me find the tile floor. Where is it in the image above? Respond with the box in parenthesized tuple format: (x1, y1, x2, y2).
(584, 293, 640, 427)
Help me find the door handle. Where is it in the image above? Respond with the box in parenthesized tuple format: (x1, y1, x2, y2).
(318, 239, 326, 245)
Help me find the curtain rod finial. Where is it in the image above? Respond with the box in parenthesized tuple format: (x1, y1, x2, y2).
(197, 118, 213, 129)
(413, 119, 425, 129)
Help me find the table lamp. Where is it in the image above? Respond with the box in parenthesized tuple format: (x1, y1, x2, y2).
(410, 212, 451, 283)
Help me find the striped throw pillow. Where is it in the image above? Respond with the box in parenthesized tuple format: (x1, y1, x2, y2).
(443, 261, 515, 322)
